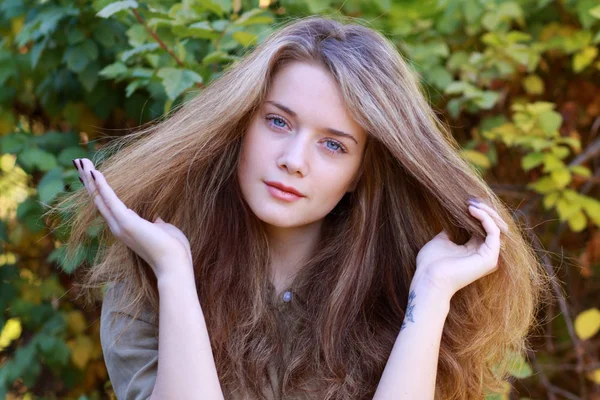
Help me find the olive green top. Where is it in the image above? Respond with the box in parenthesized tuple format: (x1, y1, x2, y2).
(100, 282, 304, 400)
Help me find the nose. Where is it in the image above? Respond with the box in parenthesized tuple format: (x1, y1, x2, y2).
(277, 131, 309, 177)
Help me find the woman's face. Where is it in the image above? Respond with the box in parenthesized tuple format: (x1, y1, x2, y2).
(237, 61, 367, 229)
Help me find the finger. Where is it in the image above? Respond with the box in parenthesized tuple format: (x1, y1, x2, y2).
(469, 200, 508, 233)
(468, 205, 501, 260)
(77, 159, 119, 232)
(87, 168, 130, 223)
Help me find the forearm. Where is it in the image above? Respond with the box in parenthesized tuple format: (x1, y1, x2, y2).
(149, 264, 225, 400)
(373, 282, 450, 400)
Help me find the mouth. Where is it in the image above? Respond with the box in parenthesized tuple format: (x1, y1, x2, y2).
(264, 181, 305, 202)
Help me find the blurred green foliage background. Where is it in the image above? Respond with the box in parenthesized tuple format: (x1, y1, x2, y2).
(0, 0, 599, 398)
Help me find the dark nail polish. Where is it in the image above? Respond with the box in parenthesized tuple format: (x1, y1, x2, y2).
(90, 171, 96, 181)
(78, 177, 83, 184)
(72, 159, 79, 170)
(79, 159, 84, 170)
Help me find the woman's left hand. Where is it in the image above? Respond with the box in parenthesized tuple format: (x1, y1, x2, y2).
(412, 198, 509, 301)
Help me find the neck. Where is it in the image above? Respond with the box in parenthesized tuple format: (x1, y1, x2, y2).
(265, 219, 323, 295)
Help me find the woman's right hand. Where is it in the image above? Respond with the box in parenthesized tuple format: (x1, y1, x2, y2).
(74, 158, 193, 281)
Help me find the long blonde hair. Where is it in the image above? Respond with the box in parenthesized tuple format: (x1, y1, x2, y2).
(50, 15, 553, 399)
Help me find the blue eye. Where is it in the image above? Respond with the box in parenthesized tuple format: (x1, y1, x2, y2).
(265, 115, 348, 155)
(267, 116, 288, 129)
(324, 140, 345, 154)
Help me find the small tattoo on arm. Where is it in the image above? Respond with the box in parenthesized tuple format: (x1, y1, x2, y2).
(400, 290, 416, 331)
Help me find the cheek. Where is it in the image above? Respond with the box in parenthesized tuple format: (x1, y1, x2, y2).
(315, 167, 355, 202)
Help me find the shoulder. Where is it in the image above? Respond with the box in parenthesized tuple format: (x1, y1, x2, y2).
(100, 281, 158, 400)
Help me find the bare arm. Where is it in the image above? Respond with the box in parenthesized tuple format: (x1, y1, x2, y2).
(149, 264, 225, 400)
(373, 281, 450, 400)
(374, 199, 508, 399)
(73, 159, 224, 399)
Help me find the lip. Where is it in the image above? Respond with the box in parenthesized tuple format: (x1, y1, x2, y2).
(264, 181, 305, 201)
(264, 181, 305, 197)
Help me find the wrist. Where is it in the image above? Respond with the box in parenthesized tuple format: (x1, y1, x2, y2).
(409, 278, 452, 317)
(155, 260, 195, 290)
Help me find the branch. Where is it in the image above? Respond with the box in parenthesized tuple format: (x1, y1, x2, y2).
(131, 9, 204, 89)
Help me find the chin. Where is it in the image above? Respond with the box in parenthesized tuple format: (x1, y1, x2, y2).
(254, 209, 305, 228)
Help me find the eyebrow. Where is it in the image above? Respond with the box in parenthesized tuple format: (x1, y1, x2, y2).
(265, 100, 358, 144)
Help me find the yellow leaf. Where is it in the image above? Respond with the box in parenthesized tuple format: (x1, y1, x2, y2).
(573, 46, 599, 73)
(462, 149, 491, 168)
(67, 310, 88, 335)
(0, 318, 22, 350)
(587, 368, 600, 384)
(10, 15, 24, 36)
(70, 335, 94, 369)
(568, 210, 587, 232)
(543, 192, 560, 209)
(550, 168, 571, 188)
(522, 74, 544, 95)
(574, 308, 600, 340)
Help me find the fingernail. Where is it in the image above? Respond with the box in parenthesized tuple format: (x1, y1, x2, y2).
(78, 177, 83, 184)
(78, 159, 84, 170)
(90, 170, 96, 181)
(468, 196, 480, 204)
(72, 159, 79, 170)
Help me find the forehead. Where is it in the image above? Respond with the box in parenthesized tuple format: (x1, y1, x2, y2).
(265, 61, 366, 143)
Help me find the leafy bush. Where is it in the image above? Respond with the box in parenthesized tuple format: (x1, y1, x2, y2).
(1, 0, 599, 398)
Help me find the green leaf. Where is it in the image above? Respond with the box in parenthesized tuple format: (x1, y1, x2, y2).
(527, 176, 558, 194)
(171, 23, 221, 40)
(202, 51, 237, 64)
(474, 91, 499, 109)
(121, 43, 160, 63)
(30, 37, 49, 69)
(57, 147, 86, 169)
(462, 149, 491, 168)
(507, 350, 533, 378)
(47, 245, 86, 274)
(125, 79, 148, 98)
(19, 148, 58, 172)
(538, 110, 562, 136)
(570, 165, 592, 177)
(551, 145, 570, 159)
(64, 46, 91, 73)
(447, 98, 463, 119)
(557, 136, 581, 152)
(581, 197, 600, 226)
(543, 192, 560, 209)
(556, 197, 579, 220)
(591, 5, 600, 19)
(568, 210, 587, 232)
(97, 0, 138, 18)
(38, 168, 65, 204)
(157, 68, 203, 100)
(542, 153, 564, 172)
(551, 168, 571, 188)
(99, 62, 129, 80)
(427, 65, 453, 90)
(78, 62, 100, 92)
(0, 132, 29, 153)
(37, 334, 70, 368)
(522, 152, 544, 171)
(231, 31, 258, 47)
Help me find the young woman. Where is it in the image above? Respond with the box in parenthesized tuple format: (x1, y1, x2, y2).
(55, 15, 553, 400)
